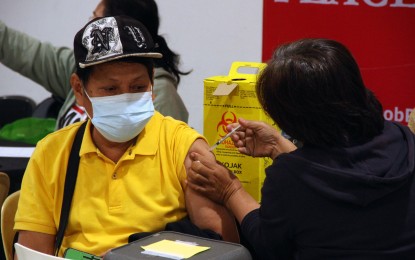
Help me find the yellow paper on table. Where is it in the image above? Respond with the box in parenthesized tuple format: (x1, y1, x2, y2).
(141, 239, 210, 259)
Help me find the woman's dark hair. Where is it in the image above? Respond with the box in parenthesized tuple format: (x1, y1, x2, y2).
(256, 38, 384, 147)
(76, 57, 154, 87)
(102, 0, 190, 85)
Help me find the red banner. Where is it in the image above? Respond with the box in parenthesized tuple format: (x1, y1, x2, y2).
(263, 0, 415, 124)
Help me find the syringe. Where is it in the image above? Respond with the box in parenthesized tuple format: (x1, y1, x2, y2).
(209, 125, 241, 151)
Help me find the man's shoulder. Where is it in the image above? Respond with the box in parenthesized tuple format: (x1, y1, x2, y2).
(38, 121, 86, 146)
(152, 111, 184, 126)
(157, 112, 196, 133)
(146, 112, 200, 142)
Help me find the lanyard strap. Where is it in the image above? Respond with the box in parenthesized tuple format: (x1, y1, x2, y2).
(54, 121, 87, 256)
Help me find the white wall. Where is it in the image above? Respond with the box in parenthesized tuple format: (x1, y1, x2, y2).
(0, 0, 99, 104)
(0, 0, 263, 133)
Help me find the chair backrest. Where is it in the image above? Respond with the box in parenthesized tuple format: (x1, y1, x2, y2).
(0, 95, 36, 128)
(1, 190, 20, 260)
(32, 95, 64, 119)
(0, 172, 10, 209)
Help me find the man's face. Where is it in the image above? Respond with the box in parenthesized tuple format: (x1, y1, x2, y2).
(82, 62, 152, 118)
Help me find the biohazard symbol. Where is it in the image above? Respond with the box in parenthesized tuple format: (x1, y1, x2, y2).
(216, 111, 238, 138)
(90, 27, 114, 54)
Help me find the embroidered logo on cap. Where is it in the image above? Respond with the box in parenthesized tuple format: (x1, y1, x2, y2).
(82, 17, 122, 62)
(91, 27, 114, 54)
(124, 26, 147, 49)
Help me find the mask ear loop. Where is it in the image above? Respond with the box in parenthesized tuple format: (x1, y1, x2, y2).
(82, 87, 93, 119)
(83, 87, 92, 99)
(150, 85, 155, 100)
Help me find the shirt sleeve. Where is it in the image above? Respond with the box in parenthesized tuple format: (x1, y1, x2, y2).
(166, 120, 205, 185)
(0, 20, 74, 99)
(14, 142, 57, 235)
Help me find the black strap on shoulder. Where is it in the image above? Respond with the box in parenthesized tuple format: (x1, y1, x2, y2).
(54, 121, 87, 256)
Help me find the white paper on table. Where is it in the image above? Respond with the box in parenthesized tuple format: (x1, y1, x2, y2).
(0, 146, 35, 158)
(14, 243, 65, 260)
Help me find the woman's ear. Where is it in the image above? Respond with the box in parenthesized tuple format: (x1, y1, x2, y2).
(70, 73, 84, 106)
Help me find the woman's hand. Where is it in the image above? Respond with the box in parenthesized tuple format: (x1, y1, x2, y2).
(187, 152, 242, 206)
(187, 152, 260, 223)
(229, 118, 297, 160)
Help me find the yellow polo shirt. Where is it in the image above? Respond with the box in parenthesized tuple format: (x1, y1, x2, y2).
(15, 112, 203, 256)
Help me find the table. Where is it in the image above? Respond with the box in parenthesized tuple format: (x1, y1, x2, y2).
(0, 140, 34, 194)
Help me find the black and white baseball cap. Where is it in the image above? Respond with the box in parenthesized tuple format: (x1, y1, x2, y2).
(74, 15, 162, 69)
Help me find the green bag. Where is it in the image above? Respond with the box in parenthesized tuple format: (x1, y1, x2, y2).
(0, 117, 56, 145)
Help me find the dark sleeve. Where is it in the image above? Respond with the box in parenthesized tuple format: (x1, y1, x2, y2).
(240, 209, 268, 259)
(240, 159, 297, 260)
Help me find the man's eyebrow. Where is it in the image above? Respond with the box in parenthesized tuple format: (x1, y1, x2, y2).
(102, 74, 146, 83)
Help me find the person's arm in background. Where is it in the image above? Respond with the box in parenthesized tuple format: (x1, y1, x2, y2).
(153, 68, 189, 123)
(0, 20, 74, 99)
(184, 138, 239, 243)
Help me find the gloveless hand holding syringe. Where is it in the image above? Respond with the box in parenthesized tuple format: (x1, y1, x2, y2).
(209, 125, 241, 151)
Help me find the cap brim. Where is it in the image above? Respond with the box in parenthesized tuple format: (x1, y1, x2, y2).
(79, 52, 163, 68)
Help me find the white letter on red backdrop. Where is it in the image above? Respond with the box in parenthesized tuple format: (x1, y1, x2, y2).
(301, 0, 339, 4)
(363, 0, 388, 7)
(343, 0, 359, 5)
(390, 0, 415, 7)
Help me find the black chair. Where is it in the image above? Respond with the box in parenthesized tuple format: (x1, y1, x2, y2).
(32, 95, 64, 119)
(0, 95, 36, 128)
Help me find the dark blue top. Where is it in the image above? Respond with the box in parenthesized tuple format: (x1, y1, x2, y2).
(241, 121, 415, 259)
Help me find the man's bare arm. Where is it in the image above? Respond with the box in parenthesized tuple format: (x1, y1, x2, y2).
(184, 138, 239, 243)
(15, 231, 55, 259)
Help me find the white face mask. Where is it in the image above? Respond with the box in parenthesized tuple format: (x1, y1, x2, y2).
(84, 90, 154, 143)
